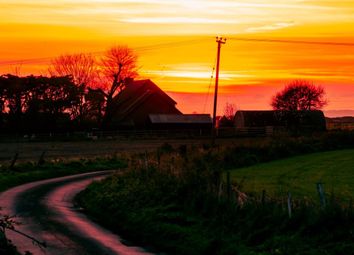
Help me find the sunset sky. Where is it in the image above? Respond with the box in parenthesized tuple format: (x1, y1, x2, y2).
(1, 0, 354, 116)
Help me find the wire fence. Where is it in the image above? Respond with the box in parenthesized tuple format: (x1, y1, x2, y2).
(0, 127, 271, 143)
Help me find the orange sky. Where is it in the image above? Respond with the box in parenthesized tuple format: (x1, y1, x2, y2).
(1, 0, 354, 116)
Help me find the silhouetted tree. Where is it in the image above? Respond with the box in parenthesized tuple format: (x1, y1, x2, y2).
(86, 88, 105, 124)
(271, 80, 327, 111)
(49, 53, 97, 87)
(0, 77, 7, 129)
(48, 53, 97, 123)
(219, 102, 236, 127)
(0, 74, 81, 132)
(95, 45, 138, 129)
(0, 75, 28, 129)
(223, 102, 237, 120)
(271, 80, 327, 135)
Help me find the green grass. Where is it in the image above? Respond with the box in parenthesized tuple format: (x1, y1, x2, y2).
(78, 162, 354, 255)
(230, 149, 354, 199)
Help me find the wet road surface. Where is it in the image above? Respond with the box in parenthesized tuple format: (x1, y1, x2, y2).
(0, 171, 154, 255)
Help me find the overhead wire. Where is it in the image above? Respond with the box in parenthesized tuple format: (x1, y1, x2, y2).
(0, 37, 211, 66)
(203, 57, 216, 114)
(2, 36, 353, 67)
(228, 37, 354, 46)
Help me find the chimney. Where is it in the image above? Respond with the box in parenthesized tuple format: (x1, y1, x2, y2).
(124, 77, 134, 86)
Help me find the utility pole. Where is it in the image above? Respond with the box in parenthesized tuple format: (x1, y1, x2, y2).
(212, 36, 226, 144)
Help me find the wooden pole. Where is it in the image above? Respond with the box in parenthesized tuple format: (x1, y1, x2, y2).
(287, 192, 292, 218)
(212, 36, 226, 145)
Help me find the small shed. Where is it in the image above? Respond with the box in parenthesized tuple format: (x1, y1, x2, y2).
(234, 110, 326, 133)
(149, 114, 212, 130)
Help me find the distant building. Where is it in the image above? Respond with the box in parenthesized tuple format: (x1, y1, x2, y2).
(217, 115, 234, 128)
(111, 79, 182, 128)
(234, 110, 326, 134)
(326, 116, 354, 130)
(234, 111, 280, 128)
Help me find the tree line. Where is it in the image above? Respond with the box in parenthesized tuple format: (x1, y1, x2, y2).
(0, 46, 138, 133)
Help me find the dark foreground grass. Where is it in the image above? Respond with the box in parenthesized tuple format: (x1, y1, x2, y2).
(0, 234, 18, 255)
(77, 165, 354, 255)
(230, 149, 354, 200)
(76, 132, 354, 254)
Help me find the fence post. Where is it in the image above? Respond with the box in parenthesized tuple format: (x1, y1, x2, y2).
(38, 151, 46, 166)
(287, 192, 292, 219)
(218, 181, 223, 199)
(156, 150, 161, 168)
(317, 182, 326, 208)
(10, 152, 19, 169)
(144, 151, 148, 170)
(261, 190, 266, 205)
(226, 171, 231, 201)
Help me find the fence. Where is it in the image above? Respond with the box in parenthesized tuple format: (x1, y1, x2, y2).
(0, 127, 273, 142)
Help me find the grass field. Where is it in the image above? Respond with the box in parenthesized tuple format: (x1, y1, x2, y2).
(230, 149, 354, 200)
(0, 137, 266, 163)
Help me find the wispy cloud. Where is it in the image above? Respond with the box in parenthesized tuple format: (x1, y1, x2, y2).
(246, 22, 295, 32)
(1, 0, 351, 35)
(121, 17, 238, 24)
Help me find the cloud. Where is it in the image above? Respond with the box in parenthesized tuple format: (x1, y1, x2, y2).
(121, 17, 237, 24)
(246, 22, 295, 32)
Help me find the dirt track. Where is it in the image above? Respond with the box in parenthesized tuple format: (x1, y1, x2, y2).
(0, 139, 207, 162)
(0, 137, 267, 163)
(0, 171, 153, 255)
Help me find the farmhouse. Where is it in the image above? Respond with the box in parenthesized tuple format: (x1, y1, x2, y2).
(234, 110, 326, 133)
(110, 79, 213, 131)
(110, 79, 182, 128)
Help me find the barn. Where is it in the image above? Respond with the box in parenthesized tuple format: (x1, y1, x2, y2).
(110, 79, 182, 128)
(234, 110, 326, 133)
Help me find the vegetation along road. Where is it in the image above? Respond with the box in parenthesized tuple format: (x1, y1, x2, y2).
(0, 171, 153, 255)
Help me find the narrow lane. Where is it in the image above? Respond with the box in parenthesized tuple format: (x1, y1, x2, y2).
(0, 171, 153, 255)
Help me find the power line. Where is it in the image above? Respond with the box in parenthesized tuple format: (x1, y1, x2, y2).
(202, 58, 216, 114)
(0, 38, 210, 67)
(134, 37, 210, 52)
(0, 57, 55, 66)
(2, 36, 353, 67)
(229, 37, 354, 46)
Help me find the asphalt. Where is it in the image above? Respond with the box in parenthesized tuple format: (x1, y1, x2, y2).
(0, 171, 154, 255)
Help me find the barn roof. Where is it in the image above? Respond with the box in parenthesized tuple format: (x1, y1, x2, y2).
(115, 79, 177, 108)
(113, 79, 181, 121)
(149, 114, 212, 124)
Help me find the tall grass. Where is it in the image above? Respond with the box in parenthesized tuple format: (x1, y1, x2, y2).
(77, 141, 354, 255)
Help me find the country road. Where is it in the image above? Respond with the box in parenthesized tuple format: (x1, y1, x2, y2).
(0, 171, 154, 255)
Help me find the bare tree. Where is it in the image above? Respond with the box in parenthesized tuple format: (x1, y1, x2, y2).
(223, 102, 237, 120)
(271, 80, 327, 111)
(49, 53, 97, 88)
(48, 46, 138, 129)
(98, 45, 138, 129)
(49, 53, 97, 123)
